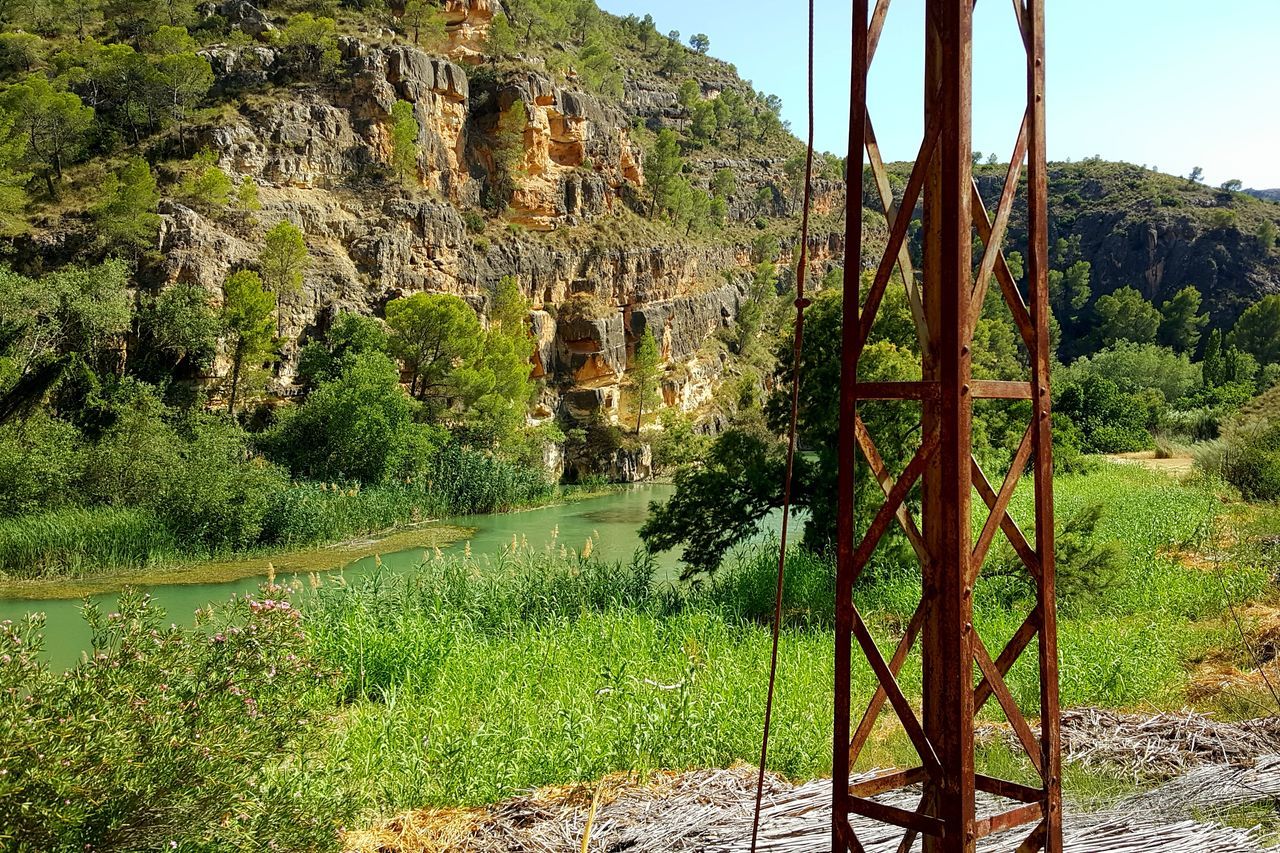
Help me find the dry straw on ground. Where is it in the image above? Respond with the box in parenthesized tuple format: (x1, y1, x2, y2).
(345, 709, 1280, 852)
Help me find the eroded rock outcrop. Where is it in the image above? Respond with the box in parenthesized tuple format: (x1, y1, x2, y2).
(479, 71, 643, 231)
(442, 0, 495, 64)
(161, 38, 755, 475)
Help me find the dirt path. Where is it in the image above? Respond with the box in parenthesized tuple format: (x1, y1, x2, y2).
(1106, 451, 1196, 478)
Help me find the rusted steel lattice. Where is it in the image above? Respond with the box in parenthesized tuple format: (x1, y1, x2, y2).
(832, 1, 1061, 852)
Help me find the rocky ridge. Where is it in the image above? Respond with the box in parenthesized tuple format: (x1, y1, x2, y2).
(154, 1, 1280, 480)
(162, 20, 801, 480)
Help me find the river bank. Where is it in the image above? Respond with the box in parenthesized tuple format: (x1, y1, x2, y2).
(0, 484, 677, 667)
(0, 482, 636, 602)
(3, 464, 1275, 852)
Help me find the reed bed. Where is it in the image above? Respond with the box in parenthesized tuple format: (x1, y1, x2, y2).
(0, 507, 182, 579)
(306, 466, 1269, 816)
(0, 445, 555, 578)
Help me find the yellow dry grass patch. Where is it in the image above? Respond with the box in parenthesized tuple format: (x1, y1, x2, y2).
(1187, 603, 1280, 714)
(342, 770, 687, 853)
(343, 806, 489, 853)
(1106, 451, 1196, 478)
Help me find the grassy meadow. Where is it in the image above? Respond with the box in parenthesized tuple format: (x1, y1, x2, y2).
(1, 462, 1272, 850)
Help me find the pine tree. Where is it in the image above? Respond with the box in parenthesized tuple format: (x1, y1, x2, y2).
(177, 149, 233, 211)
(259, 222, 307, 295)
(93, 156, 160, 253)
(487, 104, 527, 211)
(220, 270, 276, 414)
(385, 292, 483, 405)
(401, 0, 446, 47)
(235, 176, 260, 213)
(644, 129, 681, 219)
(711, 168, 736, 199)
(258, 221, 308, 335)
(0, 76, 93, 196)
(154, 47, 213, 155)
(486, 12, 516, 58)
(0, 109, 28, 235)
(1158, 285, 1209, 353)
(389, 100, 420, 186)
(631, 328, 661, 432)
(1233, 294, 1280, 367)
(1094, 286, 1161, 347)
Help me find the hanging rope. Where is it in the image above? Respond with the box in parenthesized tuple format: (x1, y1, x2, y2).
(749, 0, 816, 848)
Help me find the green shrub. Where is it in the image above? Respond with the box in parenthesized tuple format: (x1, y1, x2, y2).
(1223, 423, 1280, 501)
(1226, 446, 1280, 501)
(0, 588, 350, 851)
(155, 418, 290, 550)
(1050, 410, 1094, 475)
(83, 394, 289, 553)
(652, 408, 711, 470)
(175, 150, 234, 212)
(1055, 378, 1151, 453)
(1060, 342, 1201, 406)
(0, 413, 84, 516)
(260, 352, 441, 485)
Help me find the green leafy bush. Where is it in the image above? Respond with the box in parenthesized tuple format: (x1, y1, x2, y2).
(1060, 342, 1201, 406)
(0, 412, 84, 516)
(155, 416, 289, 550)
(1224, 423, 1280, 502)
(261, 352, 440, 485)
(1055, 378, 1151, 453)
(0, 587, 349, 851)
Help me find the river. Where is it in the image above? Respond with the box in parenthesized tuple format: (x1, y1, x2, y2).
(0, 484, 686, 669)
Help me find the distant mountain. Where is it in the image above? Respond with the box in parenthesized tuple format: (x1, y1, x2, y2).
(1246, 188, 1280, 203)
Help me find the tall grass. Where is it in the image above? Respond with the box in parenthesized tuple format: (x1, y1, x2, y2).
(261, 447, 555, 548)
(0, 507, 182, 579)
(423, 444, 557, 515)
(304, 464, 1267, 814)
(0, 445, 555, 578)
(2, 464, 1264, 828)
(307, 552, 861, 809)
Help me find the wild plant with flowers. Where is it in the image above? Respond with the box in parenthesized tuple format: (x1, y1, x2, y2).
(0, 585, 352, 852)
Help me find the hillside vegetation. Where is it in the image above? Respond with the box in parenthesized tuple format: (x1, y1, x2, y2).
(2, 1, 1280, 848)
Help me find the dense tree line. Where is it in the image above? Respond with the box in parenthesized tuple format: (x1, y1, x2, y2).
(643, 236, 1280, 577)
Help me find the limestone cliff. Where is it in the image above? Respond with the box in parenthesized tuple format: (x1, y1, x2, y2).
(157, 32, 795, 478)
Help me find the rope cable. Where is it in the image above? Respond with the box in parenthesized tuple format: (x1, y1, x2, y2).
(749, 0, 817, 848)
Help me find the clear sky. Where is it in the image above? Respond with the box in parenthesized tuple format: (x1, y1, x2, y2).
(597, 0, 1280, 189)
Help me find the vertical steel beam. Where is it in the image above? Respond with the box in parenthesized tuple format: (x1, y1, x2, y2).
(920, 1, 975, 851)
(1025, 1, 1064, 850)
(833, 1, 870, 849)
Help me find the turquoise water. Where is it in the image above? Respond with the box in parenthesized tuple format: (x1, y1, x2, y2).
(0, 484, 684, 669)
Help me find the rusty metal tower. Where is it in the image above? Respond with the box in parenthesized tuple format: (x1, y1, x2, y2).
(831, 1, 1061, 851)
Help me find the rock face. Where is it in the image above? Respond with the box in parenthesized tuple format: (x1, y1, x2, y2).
(565, 442, 653, 484)
(972, 165, 1280, 327)
(161, 38, 769, 478)
(220, 0, 273, 37)
(441, 0, 495, 64)
(1052, 209, 1277, 323)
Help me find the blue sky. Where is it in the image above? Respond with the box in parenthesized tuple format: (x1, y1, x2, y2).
(597, 0, 1280, 189)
